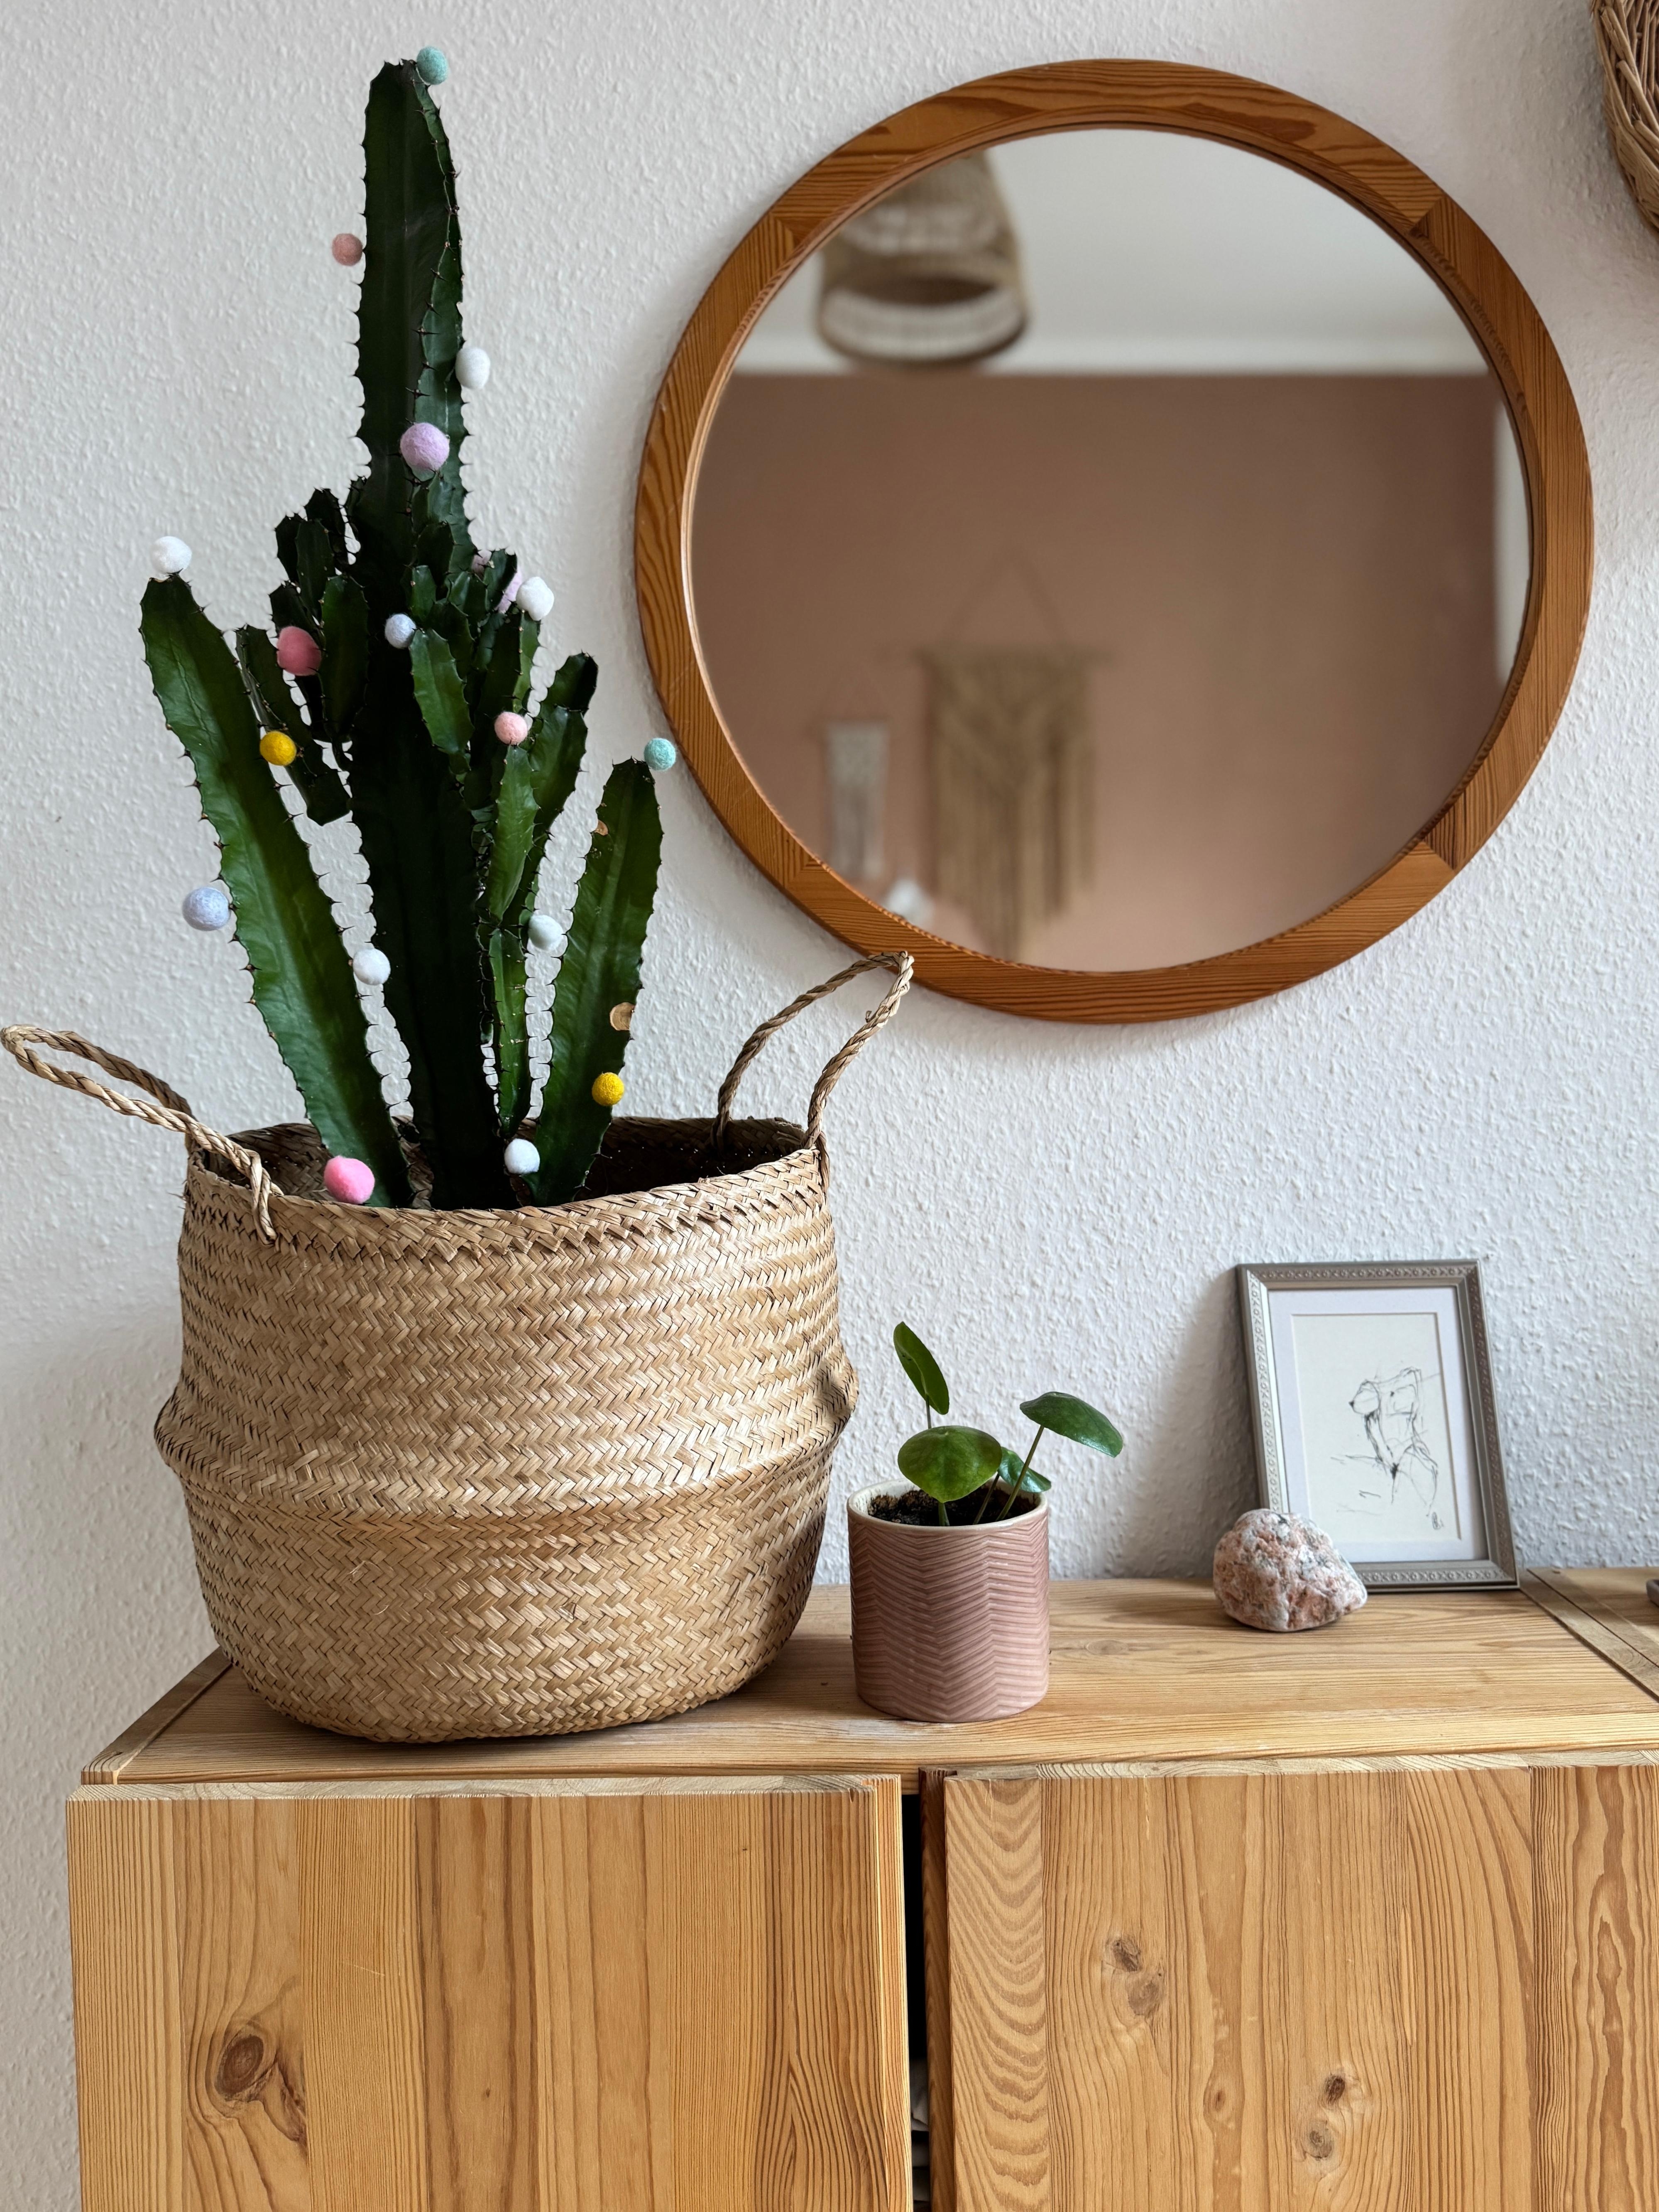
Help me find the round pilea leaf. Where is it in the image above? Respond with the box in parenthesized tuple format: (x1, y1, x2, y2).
(1020, 1391, 1124, 1456)
(996, 1448, 1050, 1496)
(893, 1321, 949, 1417)
(414, 45, 448, 83)
(897, 1424, 1004, 1503)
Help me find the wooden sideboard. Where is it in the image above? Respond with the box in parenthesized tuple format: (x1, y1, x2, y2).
(69, 1571, 1659, 2210)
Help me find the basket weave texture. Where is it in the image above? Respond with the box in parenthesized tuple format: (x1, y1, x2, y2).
(1592, 0, 1659, 236)
(5, 953, 910, 1742)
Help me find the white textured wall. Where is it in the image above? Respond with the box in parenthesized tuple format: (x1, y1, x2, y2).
(2, 0, 1654, 2194)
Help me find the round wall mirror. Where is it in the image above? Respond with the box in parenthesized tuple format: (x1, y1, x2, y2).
(636, 63, 1591, 1021)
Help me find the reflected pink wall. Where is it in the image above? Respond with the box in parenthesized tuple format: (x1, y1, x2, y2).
(692, 372, 1506, 967)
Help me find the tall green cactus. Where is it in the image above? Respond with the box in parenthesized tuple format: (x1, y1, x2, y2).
(140, 54, 664, 1212)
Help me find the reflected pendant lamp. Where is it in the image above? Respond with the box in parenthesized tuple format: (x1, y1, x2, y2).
(816, 152, 1026, 367)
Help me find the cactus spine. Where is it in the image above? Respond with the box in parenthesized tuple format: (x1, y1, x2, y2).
(140, 57, 661, 1211)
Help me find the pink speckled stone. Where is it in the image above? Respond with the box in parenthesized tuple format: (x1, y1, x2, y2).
(494, 710, 529, 747)
(275, 625, 321, 677)
(1213, 1508, 1367, 1633)
(398, 421, 450, 473)
(322, 1156, 375, 1206)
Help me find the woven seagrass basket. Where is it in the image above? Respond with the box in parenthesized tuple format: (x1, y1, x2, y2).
(1592, 0, 1659, 237)
(5, 952, 910, 1741)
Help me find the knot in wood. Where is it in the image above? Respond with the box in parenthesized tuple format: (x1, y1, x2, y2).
(1323, 2072, 1348, 2104)
(1110, 1933, 1142, 1973)
(214, 2030, 269, 2102)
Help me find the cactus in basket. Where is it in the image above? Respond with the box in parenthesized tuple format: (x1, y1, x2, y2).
(142, 52, 667, 1211)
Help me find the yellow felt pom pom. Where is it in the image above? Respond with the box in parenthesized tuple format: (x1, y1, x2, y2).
(260, 730, 298, 766)
(591, 1071, 625, 1108)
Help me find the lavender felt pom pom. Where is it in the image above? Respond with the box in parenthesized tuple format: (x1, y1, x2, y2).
(504, 1137, 540, 1177)
(643, 737, 678, 772)
(455, 342, 490, 390)
(415, 46, 448, 84)
(150, 536, 191, 579)
(514, 575, 553, 624)
(181, 884, 231, 932)
(399, 421, 450, 474)
(384, 613, 417, 649)
(276, 625, 322, 677)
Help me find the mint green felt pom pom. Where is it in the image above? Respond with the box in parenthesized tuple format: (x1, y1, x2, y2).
(415, 46, 448, 84)
(643, 737, 678, 772)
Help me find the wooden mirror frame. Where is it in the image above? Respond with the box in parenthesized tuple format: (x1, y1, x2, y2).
(635, 61, 1592, 1023)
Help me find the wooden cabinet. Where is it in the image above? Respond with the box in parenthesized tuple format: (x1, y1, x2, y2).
(69, 1572, 1659, 2210)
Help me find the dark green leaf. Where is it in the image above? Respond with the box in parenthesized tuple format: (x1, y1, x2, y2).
(1019, 1391, 1124, 1456)
(488, 929, 530, 1133)
(320, 574, 370, 734)
(522, 761, 661, 1206)
(305, 488, 348, 567)
(350, 670, 510, 1209)
(141, 577, 406, 1203)
(511, 699, 590, 925)
(893, 1323, 949, 1417)
(897, 1424, 1005, 1503)
(407, 630, 472, 768)
(484, 746, 538, 921)
(409, 565, 438, 623)
(234, 626, 350, 826)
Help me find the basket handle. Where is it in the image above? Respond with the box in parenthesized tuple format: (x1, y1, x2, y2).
(1, 1025, 278, 1240)
(713, 952, 913, 1184)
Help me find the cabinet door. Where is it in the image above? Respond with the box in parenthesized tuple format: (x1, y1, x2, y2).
(923, 1762, 1659, 2212)
(68, 1775, 910, 2212)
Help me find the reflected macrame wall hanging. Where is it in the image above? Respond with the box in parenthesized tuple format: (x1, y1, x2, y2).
(925, 646, 1094, 960)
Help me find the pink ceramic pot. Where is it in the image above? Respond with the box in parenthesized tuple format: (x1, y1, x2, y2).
(847, 1484, 1050, 1722)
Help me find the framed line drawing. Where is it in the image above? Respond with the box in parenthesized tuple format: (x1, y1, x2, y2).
(1236, 1261, 1517, 1590)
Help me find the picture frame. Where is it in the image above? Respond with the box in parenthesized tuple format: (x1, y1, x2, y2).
(1236, 1261, 1517, 1591)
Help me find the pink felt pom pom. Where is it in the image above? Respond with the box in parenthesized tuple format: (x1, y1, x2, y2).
(275, 625, 322, 677)
(399, 421, 451, 473)
(331, 232, 364, 266)
(323, 1156, 376, 1205)
(494, 711, 530, 747)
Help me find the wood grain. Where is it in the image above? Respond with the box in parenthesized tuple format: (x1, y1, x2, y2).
(68, 1776, 910, 2212)
(632, 59, 1593, 1024)
(938, 1762, 1659, 2210)
(98, 1582, 1659, 1794)
(1528, 1567, 1659, 1697)
(920, 1770, 957, 2212)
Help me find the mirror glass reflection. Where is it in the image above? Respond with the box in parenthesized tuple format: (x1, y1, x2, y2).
(691, 129, 1529, 970)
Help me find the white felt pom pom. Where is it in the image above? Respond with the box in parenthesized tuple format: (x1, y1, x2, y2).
(384, 612, 417, 649)
(455, 343, 491, 390)
(151, 536, 192, 579)
(515, 575, 554, 623)
(181, 884, 230, 931)
(526, 912, 563, 953)
(504, 1137, 541, 1177)
(352, 946, 391, 986)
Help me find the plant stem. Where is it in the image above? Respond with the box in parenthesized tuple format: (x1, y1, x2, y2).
(937, 1497, 949, 1527)
(996, 1425, 1046, 1520)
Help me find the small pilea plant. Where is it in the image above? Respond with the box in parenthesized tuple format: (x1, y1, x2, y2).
(142, 51, 668, 1213)
(889, 1322, 1123, 1526)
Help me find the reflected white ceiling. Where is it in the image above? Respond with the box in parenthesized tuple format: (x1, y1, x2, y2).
(738, 128, 1487, 374)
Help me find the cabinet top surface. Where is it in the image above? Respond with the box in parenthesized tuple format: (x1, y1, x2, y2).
(86, 1571, 1659, 1790)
